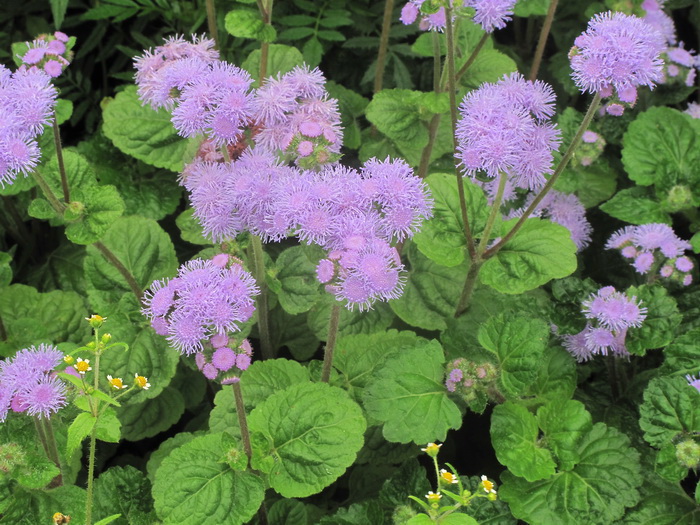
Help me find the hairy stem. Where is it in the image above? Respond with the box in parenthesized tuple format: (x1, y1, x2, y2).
(256, 0, 273, 83)
(93, 241, 143, 304)
(484, 93, 602, 258)
(232, 381, 252, 461)
(205, 0, 220, 48)
(31, 171, 66, 215)
(250, 235, 273, 360)
(42, 418, 62, 484)
(85, 429, 97, 525)
(373, 0, 395, 94)
(52, 114, 70, 203)
(321, 303, 341, 383)
(529, 0, 559, 81)
(417, 33, 444, 178)
(445, 6, 476, 259)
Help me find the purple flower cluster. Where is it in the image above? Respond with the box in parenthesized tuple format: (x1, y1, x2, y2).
(20, 31, 72, 78)
(183, 152, 433, 310)
(456, 73, 560, 194)
(400, 0, 516, 33)
(606, 223, 694, 286)
(142, 255, 259, 355)
(509, 190, 592, 251)
(253, 66, 343, 168)
(0, 344, 67, 421)
(569, 12, 665, 115)
(0, 64, 58, 187)
(444, 359, 497, 407)
(194, 337, 253, 384)
(563, 286, 647, 362)
(134, 36, 254, 147)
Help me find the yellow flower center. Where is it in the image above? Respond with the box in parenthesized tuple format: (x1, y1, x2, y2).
(425, 491, 442, 503)
(76, 361, 90, 373)
(108, 377, 124, 389)
(440, 470, 458, 484)
(421, 442, 442, 456)
(482, 479, 494, 493)
(134, 375, 148, 388)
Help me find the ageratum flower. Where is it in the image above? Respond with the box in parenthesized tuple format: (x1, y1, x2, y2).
(569, 12, 665, 110)
(456, 73, 560, 194)
(142, 256, 259, 355)
(400, 0, 516, 33)
(0, 344, 67, 421)
(606, 223, 694, 285)
(563, 287, 647, 362)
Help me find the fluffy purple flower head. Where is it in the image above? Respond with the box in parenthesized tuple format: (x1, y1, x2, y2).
(582, 287, 647, 332)
(686, 373, 700, 393)
(134, 35, 219, 109)
(0, 344, 67, 421)
(686, 102, 700, 119)
(142, 258, 258, 355)
(20, 32, 72, 78)
(465, 0, 517, 33)
(570, 12, 665, 103)
(456, 73, 560, 194)
(643, 0, 676, 45)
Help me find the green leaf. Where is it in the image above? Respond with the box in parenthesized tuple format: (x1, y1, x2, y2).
(153, 433, 265, 525)
(490, 402, 556, 481)
(273, 245, 324, 314)
(102, 85, 194, 172)
(0, 252, 12, 287)
(317, 29, 345, 41)
(278, 27, 315, 40)
(249, 382, 366, 497)
(146, 432, 202, 484)
(413, 173, 490, 267)
(389, 242, 467, 331)
(514, 0, 551, 16)
(333, 330, 425, 401)
(660, 328, 700, 378)
(95, 406, 121, 443)
(524, 345, 577, 406)
(639, 376, 700, 448)
(65, 185, 125, 245)
(176, 208, 209, 245)
(625, 491, 700, 524)
(478, 314, 549, 398)
(500, 423, 642, 525)
(224, 9, 276, 42)
(556, 160, 618, 208)
(600, 187, 672, 225)
(93, 466, 156, 525)
(480, 218, 577, 294)
(94, 515, 122, 525)
(98, 314, 179, 402)
(363, 340, 461, 444)
(654, 444, 688, 482)
(460, 49, 517, 89)
(84, 216, 177, 316)
(117, 386, 185, 441)
(302, 36, 323, 68)
(307, 294, 394, 340)
(36, 149, 97, 204)
(537, 399, 593, 471)
(269, 308, 320, 360)
(242, 44, 305, 85)
(625, 285, 681, 355)
(67, 412, 97, 458)
(50, 0, 69, 28)
(622, 107, 700, 191)
(28, 198, 58, 220)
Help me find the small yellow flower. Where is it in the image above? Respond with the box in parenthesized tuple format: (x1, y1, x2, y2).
(481, 475, 496, 494)
(134, 373, 150, 390)
(53, 512, 71, 524)
(440, 468, 459, 484)
(425, 491, 442, 503)
(421, 442, 442, 456)
(75, 358, 91, 375)
(107, 375, 127, 390)
(85, 314, 106, 328)
(63, 355, 74, 365)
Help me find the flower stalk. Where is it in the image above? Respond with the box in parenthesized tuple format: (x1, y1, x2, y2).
(321, 303, 341, 383)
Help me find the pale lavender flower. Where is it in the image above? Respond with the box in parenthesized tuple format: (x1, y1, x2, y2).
(686, 102, 700, 119)
(642, 0, 676, 45)
(456, 73, 560, 194)
(570, 12, 665, 109)
(686, 373, 700, 393)
(142, 258, 258, 355)
(466, 0, 517, 33)
(0, 344, 66, 421)
(212, 346, 237, 371)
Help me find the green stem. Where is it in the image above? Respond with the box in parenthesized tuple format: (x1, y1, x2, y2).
(52, 113, 70, 203)
(232, 381, 252, 461)
(221, 145, 231, 163)
(93, 241, 143, 304)
(42, 418, 63, 487)
(455, 32, 489, 82)
(256, 0, 273, 83)
(31, 171, 66, 215)
(476, 171, 508, 255)
(321, 303, 341, 383)
(528, 0, 558, 81)
(606, 356, 620, 400)
(445, 6, 476, 260)
(250, 235, 273, 360)
(417, 33, 445, 179)
(205, 0, 220, 49)
(85, 429, 97, 525)
(373, 0, 395, 94)
(483, 93, 602, 259)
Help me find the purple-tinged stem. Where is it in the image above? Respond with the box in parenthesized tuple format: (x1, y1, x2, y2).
(529, 0, 559, 81)
(321, 303, 341, 383)
(455, 32, 489, 82)
(374, 0, 396, 95)
(52, 113, 69, 203)
(206, 0, 220, 49)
